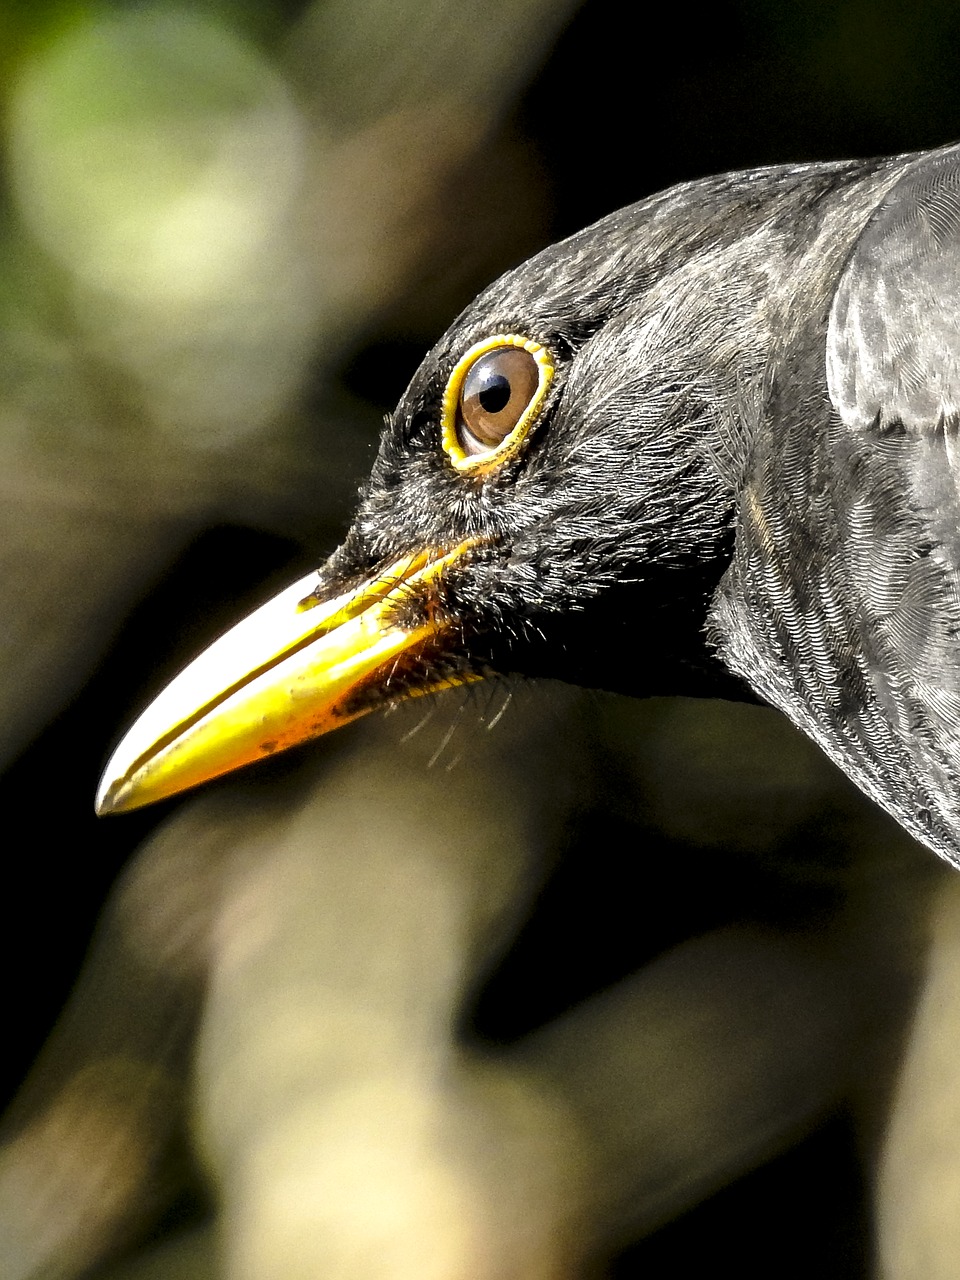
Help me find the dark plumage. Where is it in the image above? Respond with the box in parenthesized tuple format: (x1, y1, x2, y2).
(99, 141, 960, 868)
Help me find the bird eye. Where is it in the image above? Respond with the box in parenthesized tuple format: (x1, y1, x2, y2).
(441, 334, 554, 472)
(460, 348, 539, 451)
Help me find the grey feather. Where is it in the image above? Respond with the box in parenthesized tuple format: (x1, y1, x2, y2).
(338, 141, 960, 867)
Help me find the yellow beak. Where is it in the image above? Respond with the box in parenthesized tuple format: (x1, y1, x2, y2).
(96, 544, 475, 814)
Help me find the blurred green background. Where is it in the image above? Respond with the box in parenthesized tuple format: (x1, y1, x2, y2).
(2, 2, 960, 1277)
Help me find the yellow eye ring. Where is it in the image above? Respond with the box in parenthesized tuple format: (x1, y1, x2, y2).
(441, 334, 554, 473)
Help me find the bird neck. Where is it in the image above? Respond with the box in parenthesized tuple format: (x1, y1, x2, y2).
(500, 540, 754, 704)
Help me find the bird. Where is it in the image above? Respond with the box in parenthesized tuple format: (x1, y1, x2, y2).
(96, 139, 960, 869)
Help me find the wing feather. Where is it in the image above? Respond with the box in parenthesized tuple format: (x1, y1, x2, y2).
(715, 146, 960, 863)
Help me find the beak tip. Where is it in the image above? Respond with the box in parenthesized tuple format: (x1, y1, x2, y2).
(95, 769, 128, 817)
(94, 785, 115, 818)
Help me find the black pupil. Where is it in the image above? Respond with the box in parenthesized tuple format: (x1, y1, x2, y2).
(477, 373, 512, 414)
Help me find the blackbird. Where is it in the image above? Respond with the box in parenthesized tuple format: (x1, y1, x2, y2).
(97, 141, 960, 867)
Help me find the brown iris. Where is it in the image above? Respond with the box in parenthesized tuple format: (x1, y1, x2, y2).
(458, 347, 540, 454)
(440, 334, 554, 472)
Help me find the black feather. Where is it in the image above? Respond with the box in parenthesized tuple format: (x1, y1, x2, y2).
(331, 142, 960, 865)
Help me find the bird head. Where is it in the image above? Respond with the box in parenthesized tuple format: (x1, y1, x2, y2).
(95, 169, 819, 815)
